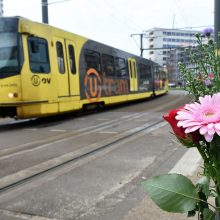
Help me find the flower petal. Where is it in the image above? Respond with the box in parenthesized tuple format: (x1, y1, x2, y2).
(185, 125, 201, 133)
(216, 129, 220, 136)
(214, 123, 220, 130)
(213, 93, 220, 107)
(200, 126, 208, 135)
(207, 123, 214, 129)
(207, 128, 215, 136)
(204, 133, 214, 142)
(199, 95, 212, 106)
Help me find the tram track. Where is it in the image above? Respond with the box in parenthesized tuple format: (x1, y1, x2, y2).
(0, 93, 186, 158)
(0, 111, 149, 158)
(0, 92, 189, 196)
(0, 119, 165, 195)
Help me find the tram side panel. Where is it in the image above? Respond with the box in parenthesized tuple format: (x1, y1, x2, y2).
(17, 22, 60, 118)
(18, 21, 87, 117)
(153, 63, 168, 96)
(79, 40, 130, 106)
(135, 59, 154, 99)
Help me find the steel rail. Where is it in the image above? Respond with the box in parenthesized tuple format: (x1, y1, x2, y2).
(0, 94, 183, 158)
(0, 119, 164, 194)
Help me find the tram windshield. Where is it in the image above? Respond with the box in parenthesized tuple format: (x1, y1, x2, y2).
(0, 33, 23, 76)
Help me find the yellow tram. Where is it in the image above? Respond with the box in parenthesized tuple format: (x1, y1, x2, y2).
(0, 16, 168, 118)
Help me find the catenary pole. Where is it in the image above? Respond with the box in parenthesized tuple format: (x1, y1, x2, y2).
(42, 0, 49, 24)
(130, 33, 145, 57)
(140, 33, 144, 57)
(215, 0, 220, 45)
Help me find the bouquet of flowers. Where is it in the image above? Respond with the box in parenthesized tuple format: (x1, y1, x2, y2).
(142, 28, 220, 220)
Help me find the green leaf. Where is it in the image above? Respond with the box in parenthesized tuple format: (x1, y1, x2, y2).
(215, 195, 220, 207)
(203, 208, 215, 220)
(196, 176, 210, 197)
(142, 174, 200, 213)
(177, 136, 196, 148)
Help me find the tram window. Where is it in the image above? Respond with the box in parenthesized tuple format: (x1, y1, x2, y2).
(129, 61, 133, 78)
(68, 45, 76, 74)
(84, 49, 101, 72)
(133, 62, 137, 78)
(154, 67, 160, 79)
(139, 64, 151, 79)
(56, 42, 65, 74)
(0, 33, 24, 76)
(28, 37, 50, 73)
(115, 57, 127, 78)
(102, 54, 114, 77)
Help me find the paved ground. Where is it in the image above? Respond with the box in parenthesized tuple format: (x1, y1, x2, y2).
(0, 91, 203, 220)
(122, 152, 202, 220)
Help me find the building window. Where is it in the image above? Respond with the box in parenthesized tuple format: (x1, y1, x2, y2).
(28, 36, 50, 73)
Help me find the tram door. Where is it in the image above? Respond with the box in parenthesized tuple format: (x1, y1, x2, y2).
(128, 58, 138, 91)
(64, 39, 79, 96)
(55, 38, 70, 97)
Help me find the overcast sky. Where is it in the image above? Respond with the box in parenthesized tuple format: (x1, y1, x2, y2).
(3, 0, 214, 56)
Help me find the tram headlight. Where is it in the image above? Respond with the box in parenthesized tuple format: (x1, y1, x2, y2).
(8, 93, 18, 98)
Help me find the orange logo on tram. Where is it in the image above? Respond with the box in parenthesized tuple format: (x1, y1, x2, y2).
(84, 68, 102, 102)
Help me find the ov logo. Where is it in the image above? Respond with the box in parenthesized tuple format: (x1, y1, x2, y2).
(31, 75, 41, 86)
(31, 75, 51, 86)
(84, 68, 102, 102)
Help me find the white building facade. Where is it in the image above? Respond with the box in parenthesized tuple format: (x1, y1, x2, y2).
(146, 28, 199, 66)
(0, 0, 3, 16)
(145, 28, 201, 83)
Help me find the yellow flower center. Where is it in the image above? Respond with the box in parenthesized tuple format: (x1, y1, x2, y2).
(205, 112, 215, 117)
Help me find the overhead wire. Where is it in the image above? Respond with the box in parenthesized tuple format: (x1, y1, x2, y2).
(102, 0, 144, 32)
(173, 0, 189, 28)
(86, 0, 142, 33)
(84, 0, 145, 50)
(47, 0, 73, 5)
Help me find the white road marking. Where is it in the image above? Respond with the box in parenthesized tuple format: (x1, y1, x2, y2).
(23, 129, 38, 131)
(0, 209, 59, 220)
(97, 118, 110, 121)
(99, 131, 118, 134)
(50, 129, 66, 132)
(169, 147, 202, 176)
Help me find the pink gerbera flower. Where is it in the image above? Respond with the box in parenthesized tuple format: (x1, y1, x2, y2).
(176, 93, 220, 142)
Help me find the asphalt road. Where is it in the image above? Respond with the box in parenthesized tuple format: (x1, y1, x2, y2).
(0, 90, 198, 220)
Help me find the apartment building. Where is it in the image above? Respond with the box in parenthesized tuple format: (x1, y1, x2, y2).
(0, 0, 3, 16)
(145, 28, 200, 83)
